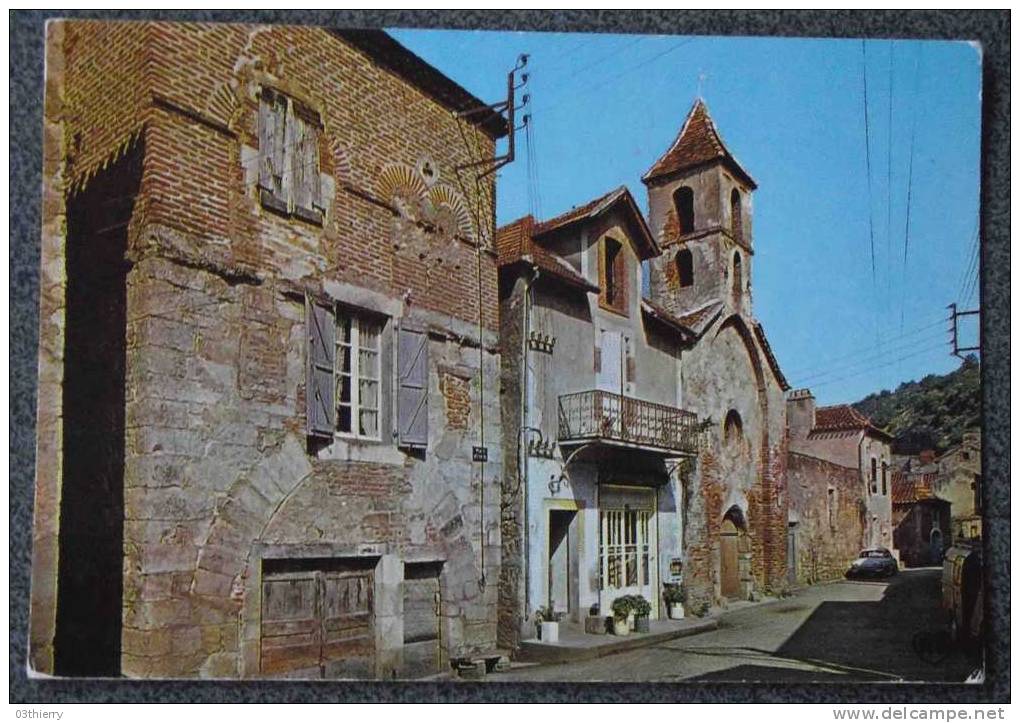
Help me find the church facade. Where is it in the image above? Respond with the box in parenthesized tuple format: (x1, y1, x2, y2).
(496, 100, 792, 647)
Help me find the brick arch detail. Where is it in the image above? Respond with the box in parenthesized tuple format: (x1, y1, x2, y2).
(190, 433, 313, 606)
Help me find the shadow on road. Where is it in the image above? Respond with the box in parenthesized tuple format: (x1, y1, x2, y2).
(688, 570, 980, 683)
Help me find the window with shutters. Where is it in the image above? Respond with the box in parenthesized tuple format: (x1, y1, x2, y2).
(396, 323, 429, 450)
(336, 310, 382, 440)
(258, 87, 323, 224)
(599, 237, 628, 316)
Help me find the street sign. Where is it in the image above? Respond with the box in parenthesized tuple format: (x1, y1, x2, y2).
(472, 446, 488, 462)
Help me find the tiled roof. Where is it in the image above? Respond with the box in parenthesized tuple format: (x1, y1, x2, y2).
(891, 471, 940, 505)
(495, 216, 598, 292)
(329, 30, 507, 139)
(532, 186, 660, 260)
(640, 299, 695, 340)
(642, 99, 756, 189)
(813, 404, 876, 432)
(811, 404, 893, 440)
(753, 322, 791, 391)
(676, 299, 724, 337)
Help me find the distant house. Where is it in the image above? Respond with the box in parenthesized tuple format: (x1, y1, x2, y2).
(934, 431, 982, 541)
(787, 393, 894, 576)
(892, 473, 952, 567)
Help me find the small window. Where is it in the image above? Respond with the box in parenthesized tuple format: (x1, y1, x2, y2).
(730, 188, 743, 241)
(881, 461, 888, 495)
(258, 88, 323, 223)
(724, 409, 743, 445)
(676, 248, 693, 288)
(732, 252, 742, 300)
(828, 489, 836, 530)
(870, 457, 878, 493)
(336, 310, 382, 439)
(600, 237, 627, 313)
(673, 186, 694, 235)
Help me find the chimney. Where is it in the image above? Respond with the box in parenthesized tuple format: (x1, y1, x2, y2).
(786, 388, 816, 441)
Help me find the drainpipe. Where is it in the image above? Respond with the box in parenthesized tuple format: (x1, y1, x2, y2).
(520, 267, 540, 629)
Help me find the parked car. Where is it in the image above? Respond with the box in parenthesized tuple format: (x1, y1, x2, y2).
(846, 547, 898, 579)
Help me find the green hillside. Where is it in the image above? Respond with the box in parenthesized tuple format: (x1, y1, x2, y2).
(852, 355, 981, 454)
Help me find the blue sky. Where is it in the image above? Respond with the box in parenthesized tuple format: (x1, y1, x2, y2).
(390, 29, 982, 406)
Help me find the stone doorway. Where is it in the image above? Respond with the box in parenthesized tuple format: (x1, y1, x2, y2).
(720, 507, 748, 601)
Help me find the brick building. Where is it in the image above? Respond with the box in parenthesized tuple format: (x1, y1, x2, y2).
(32, 21, 507, 679)
(787, 391, 895, 572)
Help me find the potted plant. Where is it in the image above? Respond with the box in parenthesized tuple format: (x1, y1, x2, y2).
(584, 603, 605, 635)
(535, 606, 561, 643)
(631, 595, 652, 633)
(610, 596, 632, 636)
(663, 584, 686, 620)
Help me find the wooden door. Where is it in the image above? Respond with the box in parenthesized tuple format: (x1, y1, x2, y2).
(260, 563, 376, 679)
(260, 571, 322, 678)
(320, 570, 375, 678)
(720, 519, 741, 599)
(402, 563, 442, 678)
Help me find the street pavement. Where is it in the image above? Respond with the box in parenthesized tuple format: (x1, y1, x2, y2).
(491, 569, 981, 683)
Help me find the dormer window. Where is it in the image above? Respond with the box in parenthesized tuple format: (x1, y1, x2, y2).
(676, 248, 694, 288)
(258, 87, 323, 224)
(673, 186, 694, 235)
(730, 188, 743, 241)
(600, 237, 627, 315)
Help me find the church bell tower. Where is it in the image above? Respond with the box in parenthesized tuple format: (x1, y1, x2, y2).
(644, 99, 756, 320)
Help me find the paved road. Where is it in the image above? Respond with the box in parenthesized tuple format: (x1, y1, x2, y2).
(492, 569, 981, 683)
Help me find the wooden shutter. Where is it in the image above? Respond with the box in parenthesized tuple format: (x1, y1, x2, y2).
(308, 123, 322, 210)
(397, 323, 429, 449)
(258, 90, 276, 192)
(626, 352, 636, 384)
(306, 296, 335, 440)
(292, 115, 307, 211)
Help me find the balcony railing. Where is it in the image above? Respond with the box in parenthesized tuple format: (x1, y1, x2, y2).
(557, 389, 700, 455)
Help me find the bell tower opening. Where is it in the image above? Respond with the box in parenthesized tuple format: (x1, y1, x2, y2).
(643, 99, 757, 319)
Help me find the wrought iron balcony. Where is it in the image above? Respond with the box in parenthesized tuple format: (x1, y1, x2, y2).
(557, 389, 700, 456)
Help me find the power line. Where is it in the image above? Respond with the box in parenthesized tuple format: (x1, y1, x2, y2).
(861, 40, 877, 293)
(793, 330, 948, 385)
(899, 44, 923, 334)
(885, 41, 895, 311)
(807, 342, 949, 390)
(541, 34, 649, 97)
(539, 37, 697, 115)
(782, 315, 949, 376)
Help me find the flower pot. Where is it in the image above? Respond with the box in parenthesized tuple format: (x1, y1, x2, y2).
(633, 615, 650, 633)
(539, 621, 559, 643)
(612, 618, 630, 636)
(669, 603, 685, 620)
(584, 615, 606, 635)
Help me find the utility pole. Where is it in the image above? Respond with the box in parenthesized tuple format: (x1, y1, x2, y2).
(947, 303, 980, 358)
(454, 54, 530, 178)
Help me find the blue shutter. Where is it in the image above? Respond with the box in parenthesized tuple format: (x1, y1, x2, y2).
(306, 296, 335, 440)
(397, 323, 428, 449)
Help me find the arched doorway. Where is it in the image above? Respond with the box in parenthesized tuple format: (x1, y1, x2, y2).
(720, 507, 747, 600)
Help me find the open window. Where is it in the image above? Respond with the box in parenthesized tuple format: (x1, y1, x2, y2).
(673, 186, 694, 235)
(732, 251, 743, 300)
(600, 237, 627, 315)
(259, 87, 323, 224)
(730, 188, 743, 241)
(676, 248, 693, 288)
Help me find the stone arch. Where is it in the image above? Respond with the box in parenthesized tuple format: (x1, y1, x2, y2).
(328, 137, 354, 188)
(193, 434, 314, 593)
(714, 314, 767, 403)
(377, 162, 428, 219)
(426, 183, 475, 241)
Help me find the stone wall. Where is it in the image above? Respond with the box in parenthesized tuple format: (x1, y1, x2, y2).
(34, 20, 503, 678)
(787, 452, 864, 585)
